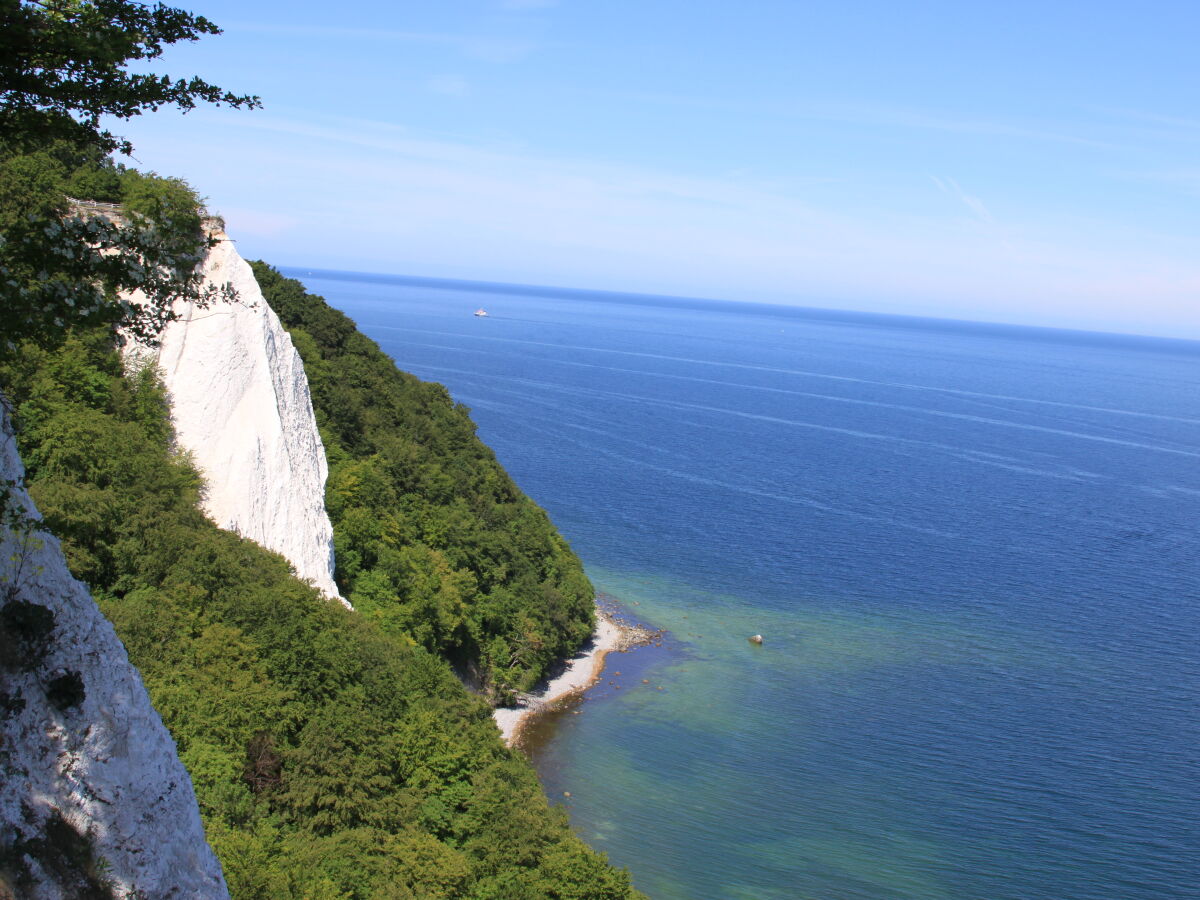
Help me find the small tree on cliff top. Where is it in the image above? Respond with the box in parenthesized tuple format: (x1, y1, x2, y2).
(0, 0, 260, 358)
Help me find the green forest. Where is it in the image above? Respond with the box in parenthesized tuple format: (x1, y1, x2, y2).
(250, 263, 595, 700)
(0, 322, 639, 899)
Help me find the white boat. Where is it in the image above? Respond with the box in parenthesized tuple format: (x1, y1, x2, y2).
(474, 308, 489, 317)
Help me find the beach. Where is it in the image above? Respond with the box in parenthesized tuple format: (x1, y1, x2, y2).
(493, 605, 651, 746)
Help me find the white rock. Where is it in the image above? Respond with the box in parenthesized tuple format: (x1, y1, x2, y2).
(0, 408, 229, 900)
(147, 233, 345, 604)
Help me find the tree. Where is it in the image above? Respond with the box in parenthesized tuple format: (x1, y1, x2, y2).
(0, 0, 260, 358)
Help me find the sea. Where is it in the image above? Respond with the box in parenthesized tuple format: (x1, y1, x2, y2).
(287, 268, 1199, 900)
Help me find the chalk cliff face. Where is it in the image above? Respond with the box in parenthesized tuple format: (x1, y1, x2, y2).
(0, 410, 229, 900)
(149, 233, 344, 603)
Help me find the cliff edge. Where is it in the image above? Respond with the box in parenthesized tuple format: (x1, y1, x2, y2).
(146, 232, 343, 603)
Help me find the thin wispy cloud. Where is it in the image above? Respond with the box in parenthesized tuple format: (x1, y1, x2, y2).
(498, 0, 558, 9)
(602, 90, 1118, 150)
(832, 102, 1113, 150)
(930, 175, 992, 223)
(1108, 168, 1200, 198)
(933, 176, 994, 224)
(1092, 106, 1200, 133)
(425, 75, 471, 97)
(227, 22, 542, 63)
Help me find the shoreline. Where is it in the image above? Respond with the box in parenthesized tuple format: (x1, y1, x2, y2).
(493, 600, 658, 747)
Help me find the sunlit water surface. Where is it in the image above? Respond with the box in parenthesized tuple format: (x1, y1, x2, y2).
(290, 268, 1200, 900)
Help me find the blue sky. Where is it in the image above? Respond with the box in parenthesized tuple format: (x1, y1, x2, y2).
(115, 0, 1200, 337)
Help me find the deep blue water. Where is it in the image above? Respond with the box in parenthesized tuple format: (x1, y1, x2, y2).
(289, 267, 1200, 900)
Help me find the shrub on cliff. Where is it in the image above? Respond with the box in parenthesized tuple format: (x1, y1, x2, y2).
(0, 0, 258, 357)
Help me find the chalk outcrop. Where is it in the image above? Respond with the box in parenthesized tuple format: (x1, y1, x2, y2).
(0, 409, 228, 900)
(147, 232, 344, 603)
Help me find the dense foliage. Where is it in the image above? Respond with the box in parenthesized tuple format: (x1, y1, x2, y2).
(0, 0, 256, 155)
(0, 0, 257, 357)
(250, 263, 595, 699)
(0, 333, 640, 899)
(0, 141, 229, 355)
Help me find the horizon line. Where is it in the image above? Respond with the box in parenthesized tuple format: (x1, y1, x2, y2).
(274, 263, 1200, 352)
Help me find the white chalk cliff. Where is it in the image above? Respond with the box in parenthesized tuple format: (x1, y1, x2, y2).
(147, 232, 344, 603)
(0, 409, 229, 900)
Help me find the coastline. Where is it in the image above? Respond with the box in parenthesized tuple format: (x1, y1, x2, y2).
(493, 601, 656, 747)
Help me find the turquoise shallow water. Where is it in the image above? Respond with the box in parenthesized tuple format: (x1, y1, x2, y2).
(528, 570, 1068, 899)
(290, 268, 1200, 900)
